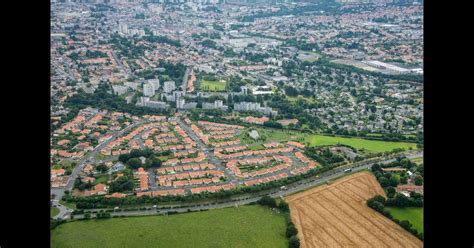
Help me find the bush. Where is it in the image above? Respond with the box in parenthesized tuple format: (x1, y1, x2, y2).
(369, 195, 386, 205)
(286, 224, 298, 238)
(50, 219, 66, 230)
(278, 201, 290, 212)
(288, 235, 300, 248)
(96, 212, 111, 219)
(257, 195, 277, 208)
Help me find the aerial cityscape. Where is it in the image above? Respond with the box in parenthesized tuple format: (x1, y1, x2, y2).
(50, 0, 424, 247)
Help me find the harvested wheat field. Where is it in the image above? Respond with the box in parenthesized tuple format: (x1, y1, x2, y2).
(286, 171, 422, 248)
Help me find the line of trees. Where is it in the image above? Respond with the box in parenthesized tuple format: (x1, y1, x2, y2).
(256, 196, 300, 248)
(63, 163, 340, 209)
(367, 195, 423, 240)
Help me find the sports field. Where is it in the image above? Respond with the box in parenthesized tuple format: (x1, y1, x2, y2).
(386, 207, 423, 233)
(306, 135, 417, 153)
(200, 80, 226, 91)
(51, 205, 288, 248)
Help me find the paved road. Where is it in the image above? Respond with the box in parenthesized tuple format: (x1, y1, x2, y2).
(111, 50, 130, 74)
(71, 151, 422, 219)
(51, 120, 146, 218)
(175, 118, 237, 181)
(51, 199, 73, 220)
(181, 67, 191, 93)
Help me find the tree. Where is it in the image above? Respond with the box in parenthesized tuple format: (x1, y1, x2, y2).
(389, 174, 400, 187)
(109, 176, 134, 193)
(285, 86, 298, 97)
(257, 195, 277, 208)
(399, 220, 412, 230)
(386, 186, 396, 198)
(414, 175, 423, 186)
(127, 158, 142, 169)
(369, 195, 386, 205)
(150, 158, 162, 168)
(278, 201, 290, 212)
(286, 223, 298, 237)
(371, 163, 382, 173)
(378, 177, 389, 188)
(118, 154, 130, 163)
(289, 235, 300, 248)
(96, 163, 108, 173)
(400, 176, 408, 184)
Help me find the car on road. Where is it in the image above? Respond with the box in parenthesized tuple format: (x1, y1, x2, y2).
(343, 168, 353, 173)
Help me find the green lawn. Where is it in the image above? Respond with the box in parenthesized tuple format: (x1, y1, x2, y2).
(94, 175, 109, 185)
(410, 157, 424, 165)
(94, 153, 107, 161)
(386, 207, 423, 233)
(286, 95, 317, 104)
(297, 51, 321, 62)
(237, 127, 416, 154)
(306, 135, 417, 153)
(60, 200, 77, 210)
(51, 205, 288, 248)
(200, 80, 226, 92)
(51, 207, 60, 217)
(238, 128, 306, 146)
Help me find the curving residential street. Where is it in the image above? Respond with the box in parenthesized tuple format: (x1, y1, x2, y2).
(51, 120, 145, 204)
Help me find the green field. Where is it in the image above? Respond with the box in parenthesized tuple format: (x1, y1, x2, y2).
(286, 95, 317, 104)
(236, 127, 417, 154)
(297, 52, 321, 62)
(94, 175, 109, 184)
(51, 207, 60, 217)
(237, 127, 416, 153)
(306, 135, 417, 153)
(60, 200, 76, 210)
(51, 205, 288, 248)
(200, 80, 226, 92)
(386, 207, 423, 233)
(238, 128, 306, 145)
(410, 157, 424, 165)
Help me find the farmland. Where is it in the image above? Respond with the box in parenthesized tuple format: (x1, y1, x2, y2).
(286, 171, 422, 248)
(51, 205, 288, 248)
(200, 80, 226, 92)
(386, 207, 423, 233)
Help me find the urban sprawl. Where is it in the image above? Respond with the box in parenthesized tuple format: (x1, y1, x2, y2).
(51, 0, 423, 214)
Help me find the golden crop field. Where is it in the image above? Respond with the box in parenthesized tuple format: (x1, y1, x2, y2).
(286, 171, 422, 248)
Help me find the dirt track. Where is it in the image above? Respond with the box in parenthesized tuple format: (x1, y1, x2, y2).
(286, 171, 422, 248)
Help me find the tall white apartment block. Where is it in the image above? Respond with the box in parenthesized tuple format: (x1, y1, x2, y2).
(214, 100, 223, 109)
(163, 81, 176, 93)
(148, 79, 160, 90)
(143, 83, 155, 97)
(177, 98, 186, 109)
(119, 23, 128, 35)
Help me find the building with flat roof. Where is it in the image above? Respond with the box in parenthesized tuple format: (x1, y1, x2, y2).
(143, 83, 155, 97)
(163, 81, 176, 93)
